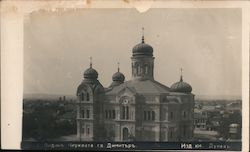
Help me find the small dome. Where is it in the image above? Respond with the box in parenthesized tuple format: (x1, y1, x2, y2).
(109, 64, 125, 88)
(112, 71, 125, 82)
(132, 37, 153, 57)
(170, 76, 192, 93)
(84, 67, 98, 79)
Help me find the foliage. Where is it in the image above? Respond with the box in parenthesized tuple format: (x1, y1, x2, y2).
(217, 111, 242, 139)
(22, 100, 76, 141)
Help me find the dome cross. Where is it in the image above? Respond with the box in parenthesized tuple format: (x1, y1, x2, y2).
(90, 56, 92, 68)
(142, 27, 145, 43)
(180, 68, 183, 82)
(118, 62, 120, 72)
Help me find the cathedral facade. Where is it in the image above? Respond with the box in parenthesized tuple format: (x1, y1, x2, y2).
(76, 34, 194, 142)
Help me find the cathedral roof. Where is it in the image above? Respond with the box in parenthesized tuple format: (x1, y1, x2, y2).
(106, 79, 170, 95)
(109, 81, 123, 88)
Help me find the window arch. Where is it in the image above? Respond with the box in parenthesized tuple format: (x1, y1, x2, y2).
(121, 106, 129, 120)
(81, 109, 85, 118)
(105, 110, 108, 119)
(112, 110, 116, 119)
(137, 66, 140, 75)
(80, 92, 84, 101)
(152, 111, 155, 120)
(81, 125, 85, 134)
(143, 110, 155, 121)
(140, 65, 144, 75)
(87, 126, 90, 135)
(147, 111, 151, 120)
(136, 64, 139, 75)
(183, 111, 187, 118)
(122, 127, 129, 141)
(86, 109, 90, 118)
(170, 112, 174, 120)
(108, 110, 111, 119)
(145, 65, 149, 74)
(86, 93, 90, 101)
(126, 106, 129, 119)
(122, 106, 125, 119)
(170, 129, 173, 139)
(165, 111, 168, 121)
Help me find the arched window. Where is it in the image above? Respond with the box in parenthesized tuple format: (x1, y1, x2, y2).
(170, 129, 173, 139)
(121, 106, 129, 120)
(143, 111, 155, 121)
(86, 93, 90, 101)
(105, 110, 108, 119)
(183, 111, 186, 118)
(137, 66, 140, 75)
(81, 125, 85, 134)
(82, 109, 85, 118)
(165, 111, 168, 121)
(87, 109, 90, 118)
(126, 106, 129, 119)
(170, 112, 174, 120)
(122, 106, 125, 119)
(108, 110, 111, 119)
(112, 110, 116, 119)
(80, 92, 84, 101)
(152, 111, 155, 120)
(136, 65, 139, 75)
(145, 65, 148, 74)
(141, 66, 144, 74)
(147, 111, 151, 120)
(122, 127, 129, 141)
(87, 126, 90, 135)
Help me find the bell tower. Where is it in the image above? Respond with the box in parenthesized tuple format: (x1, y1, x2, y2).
(131, 28, 155, 80)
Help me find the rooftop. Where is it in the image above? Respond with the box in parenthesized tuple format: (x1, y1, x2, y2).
(106, 79, 171, 95)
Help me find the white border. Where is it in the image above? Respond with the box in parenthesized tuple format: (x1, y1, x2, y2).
(1, 0, 249, 151)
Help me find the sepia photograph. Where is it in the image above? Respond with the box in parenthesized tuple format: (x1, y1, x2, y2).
(23, 6, 242, 147)
(1, 0, 249, 151)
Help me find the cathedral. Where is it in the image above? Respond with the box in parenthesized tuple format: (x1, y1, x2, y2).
(76, 31, 194, 142)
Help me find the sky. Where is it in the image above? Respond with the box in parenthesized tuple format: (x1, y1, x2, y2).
(24, 8, 242, 97)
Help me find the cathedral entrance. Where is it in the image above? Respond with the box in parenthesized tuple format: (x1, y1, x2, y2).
(122, 127, 129, 141)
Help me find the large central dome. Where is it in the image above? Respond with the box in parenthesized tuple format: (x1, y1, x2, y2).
(132, 36, 153, 57)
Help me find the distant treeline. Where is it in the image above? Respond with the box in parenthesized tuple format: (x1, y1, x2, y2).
(23, 99, 76, 141)
(195, 99, 242, 105)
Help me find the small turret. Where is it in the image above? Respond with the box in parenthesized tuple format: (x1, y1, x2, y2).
(109, 62, 125, 88)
